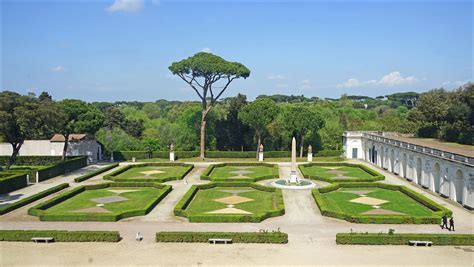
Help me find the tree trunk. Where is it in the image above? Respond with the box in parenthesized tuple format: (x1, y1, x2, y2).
(62, 134, 70, 161)
(5, 142, 22, 170)
(300, 133, 305, 158)
(255, 132, 261, 159)
(199, 110, 207, 159)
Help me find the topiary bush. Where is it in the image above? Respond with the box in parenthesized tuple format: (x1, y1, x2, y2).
(0, 172, 28, 194)
(36, 156, 88, 182)
(156, 231, 288, 243)
(336, 233, 474, 245)
(0, 230, 121, 242)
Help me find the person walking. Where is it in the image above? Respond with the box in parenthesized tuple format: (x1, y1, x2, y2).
(441, 215, 448, 229)
(449, 217, 455, 231)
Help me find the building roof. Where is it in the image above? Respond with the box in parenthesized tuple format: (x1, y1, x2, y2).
(382, 133, 474, 158)
(50, 134, 87, 142)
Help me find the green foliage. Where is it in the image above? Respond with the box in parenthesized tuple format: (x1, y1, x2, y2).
(0, 156, 63, 166)
(336, 233, 474, 245)
(0, 183, 69, 215)
(175, 182, 285, 223)
(156, 231, 288, 243)
(0, 172, 28, 194)
(74, 163, 119, 183)
(36, 156, 87, 182)
(0, 230, 121, 242)
(312, 182, 451, 224)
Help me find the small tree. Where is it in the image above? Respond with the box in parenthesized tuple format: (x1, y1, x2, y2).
(239, 98, 280, 157)
(169, 52, 250, 159)
(58, 99, 104, 160)
(283, 106, 325, 157)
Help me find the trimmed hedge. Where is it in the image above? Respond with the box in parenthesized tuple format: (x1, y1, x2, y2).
(0, 183, 69, 215)
(0, 156, 63, 166)
(299, 162, 384, 183)
(175, 182, 285, 223)
(0, 230, 121, 242)
(156, 231, 288, 243)
(200, 162, 279, 183)
(36, 156, 88, 182)
(336, 233, 474, 246)
(74, 163, 119, 183)
(312, 182, 452, 224)
(0, 172, 28, 194)
(113, 150, 343, 160)
(104, 162, 193, 183)
(28, 182, 172, 222)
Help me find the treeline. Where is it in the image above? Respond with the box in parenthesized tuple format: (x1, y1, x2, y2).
(1, 83, 472, 166)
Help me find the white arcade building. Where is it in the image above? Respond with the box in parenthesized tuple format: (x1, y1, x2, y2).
(343, 131, 474, 210)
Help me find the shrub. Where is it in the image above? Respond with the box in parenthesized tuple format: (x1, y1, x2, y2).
(336, 233, 474, 245)
(74, 163, 119, 183)
(314, 150, 343, 157)
(0, 156, 63, 166)
(299, 162, 384, 183)
(0, 172, 28, 194)
(36, 157, 88, 182)
(28, 183, 172, 222)
(0, 230, 121, 242)
(156, 231, 288, 243)
(0, 183, 69, 215)
(200, 162, 279, 182)
(174, 182, 285, 223)
(312, 182, 451, 224)
(103, 162, 193, 183)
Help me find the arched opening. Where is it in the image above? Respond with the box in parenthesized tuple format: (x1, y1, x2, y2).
(380, 147, 384, 168)
(401, 153, 407, 178)
(452, 170, 464, 204)
(415, 157, 422, 185)
(390, 149, 395, 173)
(433, 163, 441, 193)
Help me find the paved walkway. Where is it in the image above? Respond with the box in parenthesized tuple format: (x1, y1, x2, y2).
(0, 160, 472, 266)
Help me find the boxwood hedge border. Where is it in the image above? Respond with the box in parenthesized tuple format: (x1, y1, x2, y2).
(336, 233, 474, 246)
(0, 172, 28, 194)
(156, 231, 288, 243)
(103, 162, 193, 183)
(28, 182, 172, 222)
(0, 183, 69, 215)
(0, 230, 121, 242)
(201, 162, 279, 183)
(36, 156, 88, 182)
(175, 182, 285, 223)
(312, 182, 452, 224)
(299, 162, 384, 183)
(74, 163, 119, 183)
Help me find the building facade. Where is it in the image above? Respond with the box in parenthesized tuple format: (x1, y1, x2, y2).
(0, 134, 102, 162)
(343, 131, 474, 210)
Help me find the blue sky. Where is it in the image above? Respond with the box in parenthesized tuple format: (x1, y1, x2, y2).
(1, 0, 472, 102)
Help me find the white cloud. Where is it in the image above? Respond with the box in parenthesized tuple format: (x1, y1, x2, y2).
(442, 80, 470, 87)
(337, 71, 417, 88)
(201, 47, 212, 53)
(50, 66, 67, 73)
(106, 0, 143, 13)
(300, 79, 312, 89)
(267, 74, 286, 80)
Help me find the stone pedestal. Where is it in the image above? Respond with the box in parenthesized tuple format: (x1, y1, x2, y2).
(307, 153, 313, 162)
(169, 152, 175, 162)
(258, 152, 264, 162)
(132, 157, 136, 163)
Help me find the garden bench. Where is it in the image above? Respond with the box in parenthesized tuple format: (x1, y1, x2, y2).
(409, 240, 432, 247)
(31, 237, 54, 243)
(209, 238, 232, 244)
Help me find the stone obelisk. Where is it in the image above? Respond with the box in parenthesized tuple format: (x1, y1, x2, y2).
(290, 137, 298, 184)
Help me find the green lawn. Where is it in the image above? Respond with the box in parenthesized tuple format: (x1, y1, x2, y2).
(321, 188, 434, 217)
(209, 165, 277, 181)
(44, 187, 166, 215)
(303, 166, 374, 179)
(186, 187, 276, 215)
(115, 165, 190, 182)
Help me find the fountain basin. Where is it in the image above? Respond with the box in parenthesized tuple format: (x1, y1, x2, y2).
(271, 179, 317, 190)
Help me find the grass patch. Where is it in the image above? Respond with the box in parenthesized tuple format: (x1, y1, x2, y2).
(300, 162, 384, 183)
(29, 183, 171, 221)
(201, 163, 278, 182)
(175, 182, 284, 222)
(313, 182, 451, 224)
(104, 162, 193, 183)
